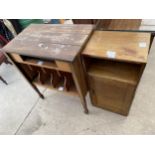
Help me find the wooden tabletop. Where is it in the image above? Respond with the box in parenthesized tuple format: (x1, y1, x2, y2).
(99, 19, 155, 32)
(3, 24, 94, 62)
(83, 31, 151, 63)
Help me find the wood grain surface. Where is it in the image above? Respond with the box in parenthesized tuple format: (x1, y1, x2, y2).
(99, 19, 155, 32)
(108, 19, 141, 30)
(83, 31, 151, 63)
(3, 24, 94, 62)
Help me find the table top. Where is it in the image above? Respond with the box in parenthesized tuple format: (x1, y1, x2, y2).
(83, 31, 151, 63)
(3, 24, 94, 62)
(99, 19, 155, 32)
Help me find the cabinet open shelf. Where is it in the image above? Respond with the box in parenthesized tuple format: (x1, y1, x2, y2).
(87, 59, 141, 85)
(33, 77, 78, 96)
(14, 55, 71, 73)
(20, 55, 59, 70)
(18, 63, 78, 96)
(22, 57, 57, 69)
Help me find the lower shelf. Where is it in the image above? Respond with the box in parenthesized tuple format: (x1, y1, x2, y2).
(17, 62, 79, 96)
(33, 78, 78, 96)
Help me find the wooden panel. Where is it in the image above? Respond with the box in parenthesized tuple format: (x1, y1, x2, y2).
(5, 53, 44, 99)
(21, 24, 94, 35)
(14, 32, 89, 46)
(20, 58, 57, 69)
(70, 55, 87, 97)
(72, 19, 98, 25)
(98, 19, 155, 32)
(3, 24, 94, 62)
(13, 56, 72, 72)
(33, 79, 78, 96)
(10, 53, 23, 62)
(70, 55, 88, 113)
(18, 63, 38, 81)
(88, 60, 140, 85)
(83, 31, 151, 63)
(96, 19, 112, 29)
(56, 60, 71, 72)
(107, 19, 141, 30)
(4, 41, 81, 62)
(88, 75, 136, 116)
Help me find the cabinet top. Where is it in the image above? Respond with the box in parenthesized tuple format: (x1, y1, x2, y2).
(2, 24, 94, 62)
(83, 31, 151, 63)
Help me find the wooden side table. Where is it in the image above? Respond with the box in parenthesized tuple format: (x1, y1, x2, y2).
(3, 24, 94, 114)
(82, 31, 151, 116)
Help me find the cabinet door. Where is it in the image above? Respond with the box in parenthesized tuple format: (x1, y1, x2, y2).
(88, 75, 136, 115)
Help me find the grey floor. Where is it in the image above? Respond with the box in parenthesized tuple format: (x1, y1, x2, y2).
(0, 48, 155, 135)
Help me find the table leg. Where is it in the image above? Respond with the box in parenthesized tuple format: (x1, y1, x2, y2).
(31, 83, 45, 99)
(80, 97, 89, 114)
(5, 53, 44, 99)
(0, 76, 8, 85)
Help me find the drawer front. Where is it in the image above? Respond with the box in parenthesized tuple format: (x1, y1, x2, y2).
(88, 75, 136, 115)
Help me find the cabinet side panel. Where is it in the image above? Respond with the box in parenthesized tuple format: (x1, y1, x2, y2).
(70, 55, 88, 97)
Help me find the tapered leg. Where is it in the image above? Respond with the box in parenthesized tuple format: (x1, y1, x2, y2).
(0, 76, 8, 85)
(31, 83, 45, 99)
(5, 53, 44, 99)
(80, 97, 89, 114)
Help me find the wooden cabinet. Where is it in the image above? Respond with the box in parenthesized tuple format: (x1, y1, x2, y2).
(82, 31, 151, 116)
(3, 24, 94, 114)
(87, 60, 139, 115)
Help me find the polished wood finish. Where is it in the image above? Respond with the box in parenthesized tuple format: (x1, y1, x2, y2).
(82, 31, 150, 116)
(3, 24, 94, 113)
